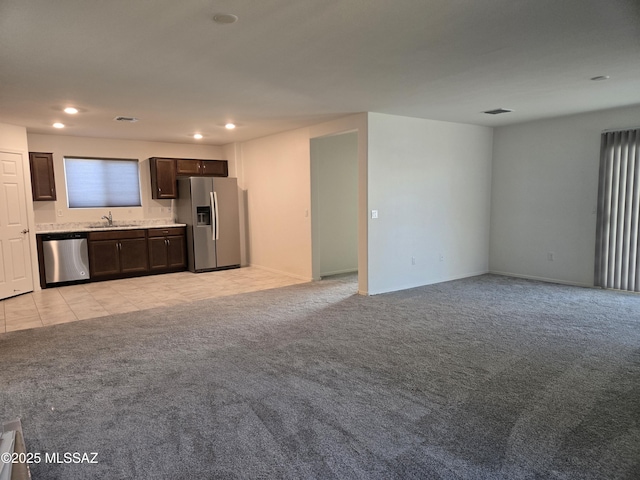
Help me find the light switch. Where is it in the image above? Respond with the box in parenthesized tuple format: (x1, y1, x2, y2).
(371, 210, 378, 219)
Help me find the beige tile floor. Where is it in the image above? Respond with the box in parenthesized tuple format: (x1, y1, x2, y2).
(0, 266, 308, 334)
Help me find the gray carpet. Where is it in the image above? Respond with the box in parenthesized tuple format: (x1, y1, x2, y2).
(1, 274, 639, 479)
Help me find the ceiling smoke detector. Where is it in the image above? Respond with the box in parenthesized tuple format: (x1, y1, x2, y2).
(483, 108, 513, 115)
(213, 13, 238, 25)
(114, 116, 139, 123)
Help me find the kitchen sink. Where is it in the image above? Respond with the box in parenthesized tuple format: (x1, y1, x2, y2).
(88, 224, 139, 228)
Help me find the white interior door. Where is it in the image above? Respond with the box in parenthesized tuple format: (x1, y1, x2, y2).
(0, 151, 34, 300)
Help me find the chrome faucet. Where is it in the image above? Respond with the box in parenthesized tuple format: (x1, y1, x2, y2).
(101, 211, 113, 226)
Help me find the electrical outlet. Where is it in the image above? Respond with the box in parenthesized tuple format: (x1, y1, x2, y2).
(371, 210, 378, 219)
(439, 254, 444, 262)
(57, 209, 63, 217)
(412, 256, 416, 265)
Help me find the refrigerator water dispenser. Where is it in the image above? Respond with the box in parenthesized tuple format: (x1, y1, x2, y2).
(196, 206, 211, 226)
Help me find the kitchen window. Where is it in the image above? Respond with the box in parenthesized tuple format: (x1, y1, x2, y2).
(64, 156, 142, 208)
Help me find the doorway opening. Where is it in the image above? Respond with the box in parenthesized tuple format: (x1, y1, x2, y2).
(310, 131, 358, 285)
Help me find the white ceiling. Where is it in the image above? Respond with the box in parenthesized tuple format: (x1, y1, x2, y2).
(1, 0, 639, 145)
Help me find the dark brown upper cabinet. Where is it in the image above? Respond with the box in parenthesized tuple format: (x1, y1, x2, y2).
(175, 159, 201, 175)
(200, 160, 228, 177)
(29, 152, 56, 201)
(150, 157, 177, 199)
(176, 158, 228, 177)
(151, 157, 228, 200)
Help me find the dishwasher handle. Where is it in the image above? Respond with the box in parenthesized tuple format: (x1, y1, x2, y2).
(41, 232, 88, 241)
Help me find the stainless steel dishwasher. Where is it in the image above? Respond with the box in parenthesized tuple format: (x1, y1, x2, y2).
(41, 232, 90, 286)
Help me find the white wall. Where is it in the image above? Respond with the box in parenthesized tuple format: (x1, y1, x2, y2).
(27, 134, 225, 225)
(311, 132, 358, 278)
(0, 123, 29, 153)
(490, 104, 640, 286)
(222, 143, 247, 266)
(233, 128, 314, 279)
(367, 113, 493, 294)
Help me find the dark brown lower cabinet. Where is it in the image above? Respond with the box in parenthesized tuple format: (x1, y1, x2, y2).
(148, 227, 186, 272)
(89, 230, 148, 279)
(89, 239, 121, 277)
(119, 238, 150, 273)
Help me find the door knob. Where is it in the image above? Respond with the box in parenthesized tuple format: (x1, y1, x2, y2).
(21, 229, 29, 234)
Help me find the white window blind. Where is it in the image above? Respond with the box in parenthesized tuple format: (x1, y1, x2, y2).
(595, 128, 640, 291)
(64, 157, 141, 208)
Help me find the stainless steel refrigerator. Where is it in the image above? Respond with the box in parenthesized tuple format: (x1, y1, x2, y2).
(175, 177, 241, 272)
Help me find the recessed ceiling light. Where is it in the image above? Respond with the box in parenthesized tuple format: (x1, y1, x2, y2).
(225, 123, 236, 130)
(64, 107, 78, 114)
(213, 13, 238, 25)
(590, 75, 610, 81)
(52, 122, 65, 128)
(483, 108, 513, 115)
(193, 133, 203, 139)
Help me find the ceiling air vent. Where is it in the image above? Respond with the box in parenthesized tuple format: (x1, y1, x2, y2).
(114, 116, 139, 123)
(483, 108, 513, 115)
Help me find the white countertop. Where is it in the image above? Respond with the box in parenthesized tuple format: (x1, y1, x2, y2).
(36, 222, 186, 234)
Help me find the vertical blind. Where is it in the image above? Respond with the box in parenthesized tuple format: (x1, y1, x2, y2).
(64, 157, 141, 208)
(595, 128, 640, 291)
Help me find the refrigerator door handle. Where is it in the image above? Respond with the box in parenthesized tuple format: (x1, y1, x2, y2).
(210, 191, 220, 241)
(213, 191, 220, 240)
(209, 192, 218, 240)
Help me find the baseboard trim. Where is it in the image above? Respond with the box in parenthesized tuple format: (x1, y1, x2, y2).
(320, 268, 358, 277)
(489, 270, 594, 288)
(443, 269, 490, 284)
(368, 269, 490, 295)
(248, 263, 312, 282)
